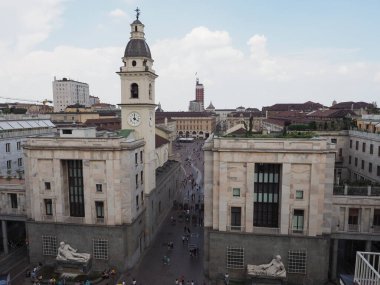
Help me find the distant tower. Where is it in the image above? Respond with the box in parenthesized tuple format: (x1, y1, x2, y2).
(195, 78, 204, 110)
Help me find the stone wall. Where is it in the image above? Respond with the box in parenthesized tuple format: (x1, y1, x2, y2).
(204, 228, 330, 285)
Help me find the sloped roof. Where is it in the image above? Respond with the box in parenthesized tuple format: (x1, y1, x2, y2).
(155, 134, 169, 148)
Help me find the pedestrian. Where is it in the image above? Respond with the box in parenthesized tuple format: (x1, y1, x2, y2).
(191, 281, 194, 285)
(132, 278, 137, 285)
(175, 278, 179, 285)
(182, 235, 185, 245)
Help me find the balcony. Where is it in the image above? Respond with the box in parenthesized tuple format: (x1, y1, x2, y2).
(354, 251, 380, 285)
(333, 185, 380, 196)
(96, 218, 105, 224)
(348, 224, 360, 232)
(289, 228, 307, 235)
(253, 227, 280, 235)
(226, 225, 245, 232)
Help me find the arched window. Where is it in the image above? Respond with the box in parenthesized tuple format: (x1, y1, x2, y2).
(131, 83, 139, 98)
(149, 83, 152, 100)
(135, 26, 138, 32)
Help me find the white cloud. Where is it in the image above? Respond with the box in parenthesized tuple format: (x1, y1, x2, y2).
(109, 8, 127, 18)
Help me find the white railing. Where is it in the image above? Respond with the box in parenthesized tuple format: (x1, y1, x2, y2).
(354, 252, 380, 285)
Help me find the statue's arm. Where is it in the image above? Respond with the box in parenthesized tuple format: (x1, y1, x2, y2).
(67, 244, 77, 252)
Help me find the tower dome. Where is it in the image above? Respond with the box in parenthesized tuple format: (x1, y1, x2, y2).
(124, 9, 152, 59)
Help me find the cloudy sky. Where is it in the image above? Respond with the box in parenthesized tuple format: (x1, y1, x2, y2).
(0, 0, 379, 111)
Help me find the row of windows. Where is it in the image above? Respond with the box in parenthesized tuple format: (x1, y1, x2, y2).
(232, 188, 304, 200)
(6, 158, 22, 169)
(348, 156, 380, 176)
(350, 140, 380, 156)
(5, 141, 22, 152)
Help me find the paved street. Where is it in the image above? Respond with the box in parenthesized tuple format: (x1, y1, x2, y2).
(118, 139, 206, 285)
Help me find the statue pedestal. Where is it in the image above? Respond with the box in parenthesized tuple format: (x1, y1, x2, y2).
(249, 276, 286, 285)
(55, 258, 92, 274)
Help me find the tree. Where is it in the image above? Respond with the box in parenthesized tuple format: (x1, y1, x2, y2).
(243, 115, 254, 137)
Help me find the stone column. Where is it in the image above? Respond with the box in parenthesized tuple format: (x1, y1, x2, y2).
(245, 163, 254, 232)
(1, 220, 8, 255)
(365, 240, 372, 252)
(331, 239, 338, 280)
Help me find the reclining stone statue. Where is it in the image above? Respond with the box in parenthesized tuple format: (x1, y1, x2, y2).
(247, 255, 286, 278)
(56, 241, 90, 263)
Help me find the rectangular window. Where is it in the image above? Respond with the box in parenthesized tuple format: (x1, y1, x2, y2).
(141, 191, 144, 205)
(226, 246, 244, 269)
(373, 209, 380, 226)
(45, 199, 53, 215)
(377, 166, 380, 176)
(6, 160, 11, 169)
(8, 193, 17, 208)
(17, 141, 21, 150)
(140, 150, 143, 163)
(136, 195, 139, 209)
(350, 140, 352, 148)
(42, 235, 57, 256)
(141, 171, 143, 185)
(292, 209, 304, 233)
(95, 201, 104, 218)
(331, 138, 337, 143)
(378, 146, 380, 156)
(356, 141, 359, 150)
(369, 163, 373, 173)
(231, 207, 241, 230)
(62, 129, 72, 134)
(361, 160, 365, 170)
(339, 148, 342, 157)
(67, 160, 85, 217)
(45, 182, 51, 190)
(349, 156, 352, 164)
(362, 142, 366, 152)
(370, 144, 374, 154)
(93, 239, 108, 260)
(17, 158, 22, 167)
(296, 190, 304, 199)
(254, 164, 281, 228)
(233, 188, 240, 197)
(348, 208, 359, 231)
(135, 153, 138, 165)
(5, 143, 10, 152)
(135, 174, 138, 189)
(96, 184, 102, 192)
(355, 157, 358, 167)
(288, 249, 307, 274)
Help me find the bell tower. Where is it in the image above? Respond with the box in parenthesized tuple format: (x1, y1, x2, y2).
(118, 8, 157, 193)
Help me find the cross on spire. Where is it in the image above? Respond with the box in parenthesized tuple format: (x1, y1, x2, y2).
(135, 7, 140, 20)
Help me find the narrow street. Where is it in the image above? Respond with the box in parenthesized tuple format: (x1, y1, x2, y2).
(118, 139, 206, 285)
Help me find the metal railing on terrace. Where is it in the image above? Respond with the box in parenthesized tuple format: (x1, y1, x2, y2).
(333, 185, 380, 196)
(354, 251, 380, 285)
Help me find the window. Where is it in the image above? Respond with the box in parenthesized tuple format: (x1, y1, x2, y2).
(6, 160, 11, 169)
(370, 144, 374, 154)
(136, 195, 139, 209)
(149, 83, 152, 100)
(233, 188, 240, 197)
(93, 239, 108, 260)
(378, 146, 380, 156)
(362, 142, 366, 152)
(141, 191, 144, 205)
(369, 163, 373, 173)
(42, 235, 57, 256)
(45, 182, 51, 190)
(5, 143, 10, 152)
(131, 83, 139, 98)
(356, 141, 359, 150)
(8, 193, 17, 208)
(96, 184, 102, 192)
(140, 150, 143, 163)
(141, 171, 143, 185)
(136, 174, 138, 189)
(17, 158, 22, 167)
(348, 208, 359, 231)
(226, 246, 244, 269)
(67, 160, 85, 217)
(349, 156, 352, 164)
(331, 138, 337, 143)
(296, 190, 303, 199)
(377, 166, 380, 176)
(62, 129, 72, 134)
(350, 140, 352, 148)
(45, 199, 53, 215)
(292, 209, 304, 233)
(288, 249, 307, 274)
(132, 60, 136, 66)
(361, 160, 365, 170)
(254, 164, 281, 228)
(339, 148, 342, 157)
(17, 141, 21, 150)
(355, 157, 358, 167)
(95, 201, 104, 218)
(373, 210, 380, 227)
(231, 207, 241, 230)
(135, 153, 138, 165)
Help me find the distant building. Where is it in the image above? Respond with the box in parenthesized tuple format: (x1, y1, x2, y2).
(330, 101, 373, 115)
(89, 95, 100, 106)
(189, 78, 205, 111)
(52, 77, 90, 112)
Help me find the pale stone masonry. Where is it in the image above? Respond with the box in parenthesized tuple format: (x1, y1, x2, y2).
(203, 135, 336, 285)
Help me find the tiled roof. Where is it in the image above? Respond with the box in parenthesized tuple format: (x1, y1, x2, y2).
(155, 111, 215, 118)
(263, 101, 324, 111)
(330, 101, 372, 110)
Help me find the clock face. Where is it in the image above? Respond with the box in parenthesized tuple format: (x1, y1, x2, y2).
(128, 112, 141, 127)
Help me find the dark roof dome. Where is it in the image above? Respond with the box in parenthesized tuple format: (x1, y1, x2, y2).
(124, 39, 152, 59)
(132, 19, 142, 25)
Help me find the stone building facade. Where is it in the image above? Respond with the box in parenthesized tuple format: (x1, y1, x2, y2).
(203, 136, 335, 285)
